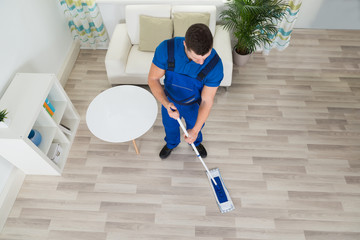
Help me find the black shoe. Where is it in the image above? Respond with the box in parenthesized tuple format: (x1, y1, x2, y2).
(196, 143, 207, 158)
(159, 145, 173, 159)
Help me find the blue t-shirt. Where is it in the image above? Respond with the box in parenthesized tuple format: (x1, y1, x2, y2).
(152, 37, 224, 87)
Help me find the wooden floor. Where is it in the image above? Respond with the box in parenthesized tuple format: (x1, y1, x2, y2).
(1, 29, 360, 240)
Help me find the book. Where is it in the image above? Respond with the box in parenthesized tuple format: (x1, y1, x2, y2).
(60, 123, 70, 131)
(43, 102, 54, 116)
(45, 98, 55, 113)
(59, 123, 71, 135)
(43, 103, 53, 116)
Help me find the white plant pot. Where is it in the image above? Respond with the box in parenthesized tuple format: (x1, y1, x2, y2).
(0, 118, 10, 128)
(233, 49, 251, 66)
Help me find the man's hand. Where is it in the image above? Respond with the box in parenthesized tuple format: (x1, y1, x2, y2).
(167, 103, 179, 119)
(184, 128, 199, 144)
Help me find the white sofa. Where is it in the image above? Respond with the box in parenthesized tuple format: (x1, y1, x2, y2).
(105, 5, 233, 87)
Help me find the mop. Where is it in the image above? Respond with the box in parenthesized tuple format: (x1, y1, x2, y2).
(177, 118, 235, 213)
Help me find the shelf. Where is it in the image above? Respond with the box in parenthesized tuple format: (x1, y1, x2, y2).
(0, 73, 80, 175)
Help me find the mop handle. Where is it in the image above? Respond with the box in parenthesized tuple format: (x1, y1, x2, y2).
(176, 118, 217, 186)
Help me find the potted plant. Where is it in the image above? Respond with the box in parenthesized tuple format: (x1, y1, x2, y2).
(0, 109, 9, 128)
(220, 0, 288, 66)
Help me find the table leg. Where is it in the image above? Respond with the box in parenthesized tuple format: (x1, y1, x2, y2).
(132, 139, 140, 154)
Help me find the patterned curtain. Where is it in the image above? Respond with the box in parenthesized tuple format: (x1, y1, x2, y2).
(59, 0, 109, 49)
(263, 0, 302, 55)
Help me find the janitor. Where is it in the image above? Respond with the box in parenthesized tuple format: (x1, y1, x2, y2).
(148, 23, 224, 159)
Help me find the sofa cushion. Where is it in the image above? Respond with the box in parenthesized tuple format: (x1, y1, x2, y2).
(126, 5, 171, 45)
(126, 45, 154, 75)
(171, 5, 216, 37)
(139, 15, 173, 52)
(173, 12, 210, 37)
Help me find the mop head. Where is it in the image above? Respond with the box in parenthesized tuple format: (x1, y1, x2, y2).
(206, 168, 235, 213)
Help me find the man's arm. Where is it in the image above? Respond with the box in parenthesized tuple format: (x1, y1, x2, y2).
(185, 85, 218, 144)
(148, 63, 179, 119)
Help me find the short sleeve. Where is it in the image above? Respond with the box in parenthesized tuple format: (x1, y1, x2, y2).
(152, 40, 168, 70)
(204, 56, 224, 87)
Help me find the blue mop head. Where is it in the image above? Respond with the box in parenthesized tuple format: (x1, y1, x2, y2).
(206, 168, 235, 213)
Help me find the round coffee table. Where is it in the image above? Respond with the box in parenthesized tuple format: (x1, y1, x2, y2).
(86, 85, 158, 154)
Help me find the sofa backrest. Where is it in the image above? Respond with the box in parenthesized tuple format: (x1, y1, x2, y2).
(126, 5, 171, 45)
(171, 5, 216, 37)
(126, 5, 217, 45)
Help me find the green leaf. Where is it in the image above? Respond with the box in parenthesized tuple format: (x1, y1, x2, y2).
(220, 0, 288, 54)
(0, 109, 8, 122)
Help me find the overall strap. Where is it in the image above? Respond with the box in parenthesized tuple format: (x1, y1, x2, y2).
(167, 38, 175, 71)
(196, 53, 220, 81)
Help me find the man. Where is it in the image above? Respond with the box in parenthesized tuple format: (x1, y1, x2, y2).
(148, 23, 223, 159)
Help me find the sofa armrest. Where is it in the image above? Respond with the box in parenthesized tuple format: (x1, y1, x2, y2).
(105, 24, 132, 82)
(214, 25, 233, 87)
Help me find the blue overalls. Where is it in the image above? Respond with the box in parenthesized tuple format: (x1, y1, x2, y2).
(162, 38, 220, 149)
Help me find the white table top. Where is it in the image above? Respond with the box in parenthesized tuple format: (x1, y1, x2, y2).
(86, 85, 158, 143)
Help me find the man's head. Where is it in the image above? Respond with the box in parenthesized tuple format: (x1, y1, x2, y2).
(184, 23, 213, 65)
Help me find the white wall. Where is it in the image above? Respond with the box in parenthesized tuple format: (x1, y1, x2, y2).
(0, 0, 73, 192)
(0, 0, 74, 97)
(98, 0, 360, 38)
(293, 0, 360, 29)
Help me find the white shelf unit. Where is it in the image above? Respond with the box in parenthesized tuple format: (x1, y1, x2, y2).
(0, 73, 80, 175)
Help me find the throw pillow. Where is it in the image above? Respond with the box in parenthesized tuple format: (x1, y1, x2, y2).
(173, 12, 210, 37)
(139, 15, 173, 52)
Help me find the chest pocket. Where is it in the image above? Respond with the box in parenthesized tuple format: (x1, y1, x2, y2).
(164, 38, 219, 106)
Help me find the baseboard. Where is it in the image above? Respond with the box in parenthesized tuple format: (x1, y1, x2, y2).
(57, 39, 81, 87)
(0, 168, 25, 231)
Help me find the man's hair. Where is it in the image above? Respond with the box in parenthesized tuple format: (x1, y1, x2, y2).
(185, 23, 213, 56)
